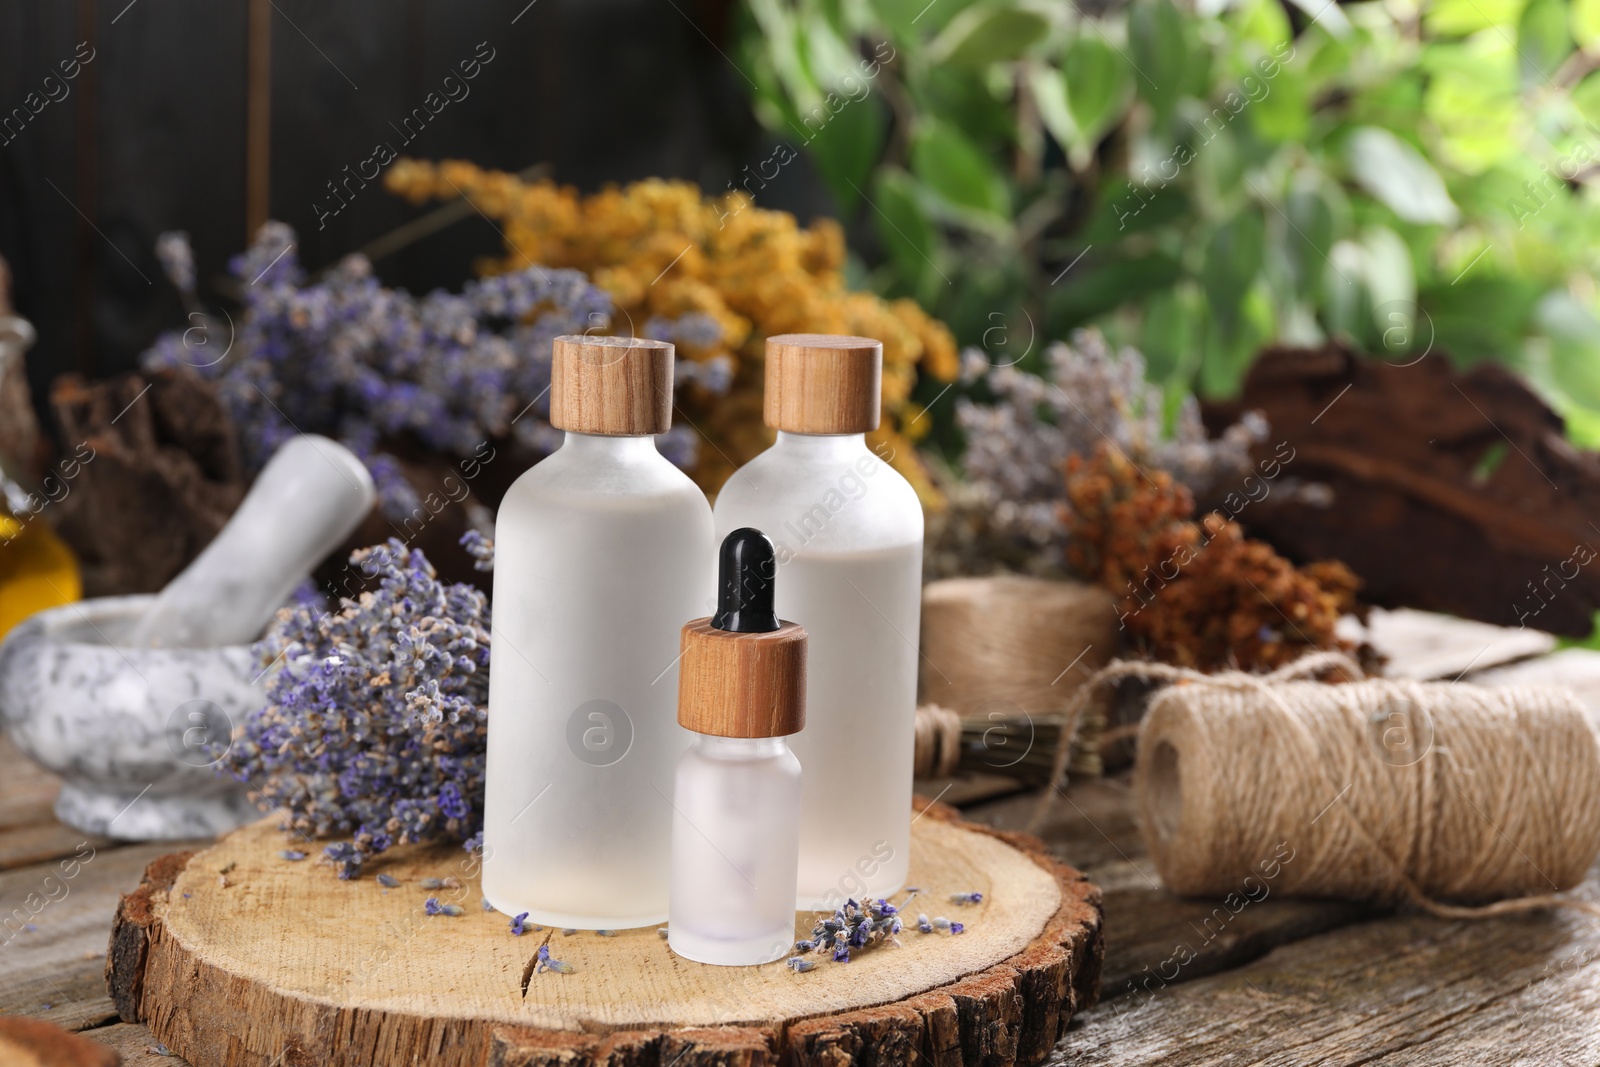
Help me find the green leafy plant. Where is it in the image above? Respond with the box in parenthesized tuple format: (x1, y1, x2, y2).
(737, 0, 1600, 443)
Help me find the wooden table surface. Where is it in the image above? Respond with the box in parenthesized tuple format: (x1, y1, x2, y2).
(3, 609, 1598, 1066)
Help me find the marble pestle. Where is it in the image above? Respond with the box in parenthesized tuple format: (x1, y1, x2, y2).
(129, 434, 376, 649)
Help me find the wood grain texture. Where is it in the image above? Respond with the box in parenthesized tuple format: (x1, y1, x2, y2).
(1050, 893, 1600, 1065)
(0, 839, 199, 1033)
(677, 618, 806, 737)
(550, 335, 673, 436)
(762, 334, 882, 435)
(108, 802, 1101, 1067)
(82, 1022, 189, 1067)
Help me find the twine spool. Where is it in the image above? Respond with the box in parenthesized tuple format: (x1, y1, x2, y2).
(913, 704, 964, 779)
(1043, 653, 1600, 918)
(920, 575, 1119, 718)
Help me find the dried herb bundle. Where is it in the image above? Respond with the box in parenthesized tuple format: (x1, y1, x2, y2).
(1064, 445, 1359, 672)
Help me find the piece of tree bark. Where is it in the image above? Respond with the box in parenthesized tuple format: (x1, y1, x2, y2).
(106, 803, 1101, 1067)
(49, 370, 245, 597)
(1203, 343, 1600, 635)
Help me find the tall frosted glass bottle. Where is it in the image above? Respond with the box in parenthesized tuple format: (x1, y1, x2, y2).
(483, 335, 714, 929)
(713, 334, 922, 908)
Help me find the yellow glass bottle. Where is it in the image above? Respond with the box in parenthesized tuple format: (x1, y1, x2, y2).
(0, 512, 81, 640)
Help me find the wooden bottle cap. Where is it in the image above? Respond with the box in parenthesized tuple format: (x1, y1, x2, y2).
(764, 333, 882, 434)
(678, 618, 807, 738)
(550, 335, 674, 436)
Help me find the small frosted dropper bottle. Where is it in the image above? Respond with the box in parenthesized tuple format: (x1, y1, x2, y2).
(483, 334, 715, 929)
(670, 528, 806, 966)
(714, 334, 922, 908)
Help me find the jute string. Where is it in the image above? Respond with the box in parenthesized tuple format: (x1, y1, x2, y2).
(1030, 652, 1600, 918)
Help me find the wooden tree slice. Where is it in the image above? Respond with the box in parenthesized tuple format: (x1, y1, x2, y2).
(106, 800, 1102, 1067)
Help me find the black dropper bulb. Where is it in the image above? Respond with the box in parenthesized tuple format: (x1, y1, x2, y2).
(712, 528, 780, 633)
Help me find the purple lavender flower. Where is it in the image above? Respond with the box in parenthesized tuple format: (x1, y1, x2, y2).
(139, 224, 687, 517)
(511, 912, 529, 936)
(226, 539, 490, 876)
(950, 892, 982, 905)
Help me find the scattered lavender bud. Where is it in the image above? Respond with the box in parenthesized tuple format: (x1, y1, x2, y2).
(22, 923, 36, 933)
(441, 877, 462, 890)
(424, 897, 443, 916)
(917, 914, 933, 934)
(420, 878, 446, 890)
(657, 927, 670, 940)
(280, 850, 306, 861)
(786, 956, 815, 972)
(950, 892, 982, 905)
(377, 874, 400, 889)
(931, 916, 951, 931)
(483, 897, 495, 911)
(511, 912, 529, 936)
(562, 928, 577, 936)
(950, 922, 965, 934)
(534, 943, 576, 975)
(438, 903, 465, 917)
(794, 939, 816, 952)
(596, 929, 618, 937)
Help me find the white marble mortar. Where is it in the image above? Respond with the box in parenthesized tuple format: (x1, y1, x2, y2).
(0, 595, 265, 839)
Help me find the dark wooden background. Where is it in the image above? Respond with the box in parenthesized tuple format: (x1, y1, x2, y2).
(0, 0, 831, 436)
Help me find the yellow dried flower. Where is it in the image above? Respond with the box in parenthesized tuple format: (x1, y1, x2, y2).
(383, 160, 956, 500)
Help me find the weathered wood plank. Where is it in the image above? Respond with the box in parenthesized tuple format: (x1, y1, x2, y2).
(1051, 899, 1600, 1065)
(0, 735, 63, 832)
(968, 779, 1379, 1000)
(82, 1021, 194, 1066)
(0, 839, 205, 1031)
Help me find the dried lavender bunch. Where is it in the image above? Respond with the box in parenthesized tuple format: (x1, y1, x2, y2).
(927, 329, 1266, 579)
(793, 897, 905, 964)
(223, 536, 491, 878)
(141, 224, 726, 516)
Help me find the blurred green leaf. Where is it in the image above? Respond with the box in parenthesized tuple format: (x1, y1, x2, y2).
(1537, 290, 1600, 408)
(1421, 274, 1544, 362)
(1344, 126, 1460, 225)
(910, 120, 1012, 218)
(804, 94, 890, 213)
(1424, 0, 1520, 36)
(1360, 225, 1417, 356)
(1576, 0, 1600, 49)
(1517, 0, 1573, 88)
(1129, 0, 1187, 120)
(1248, 62, 1309, 142)
(1202, 209, 1266, 336)
(1064, 32, 1133, 156)
(1028, 65, 1078, 147)
(1284, 174, 1339, 296)
(870, 168, 943, 303)
(1141, 285, 1197, 381)
(871, 0, 979, 37)
(1046, 250, 1182, 333)
(1079, 178, 1190, 242)
(1574, 70, 1600, 123)
(1231, 0, 1292, 52)
(928, 2, 1053, 69)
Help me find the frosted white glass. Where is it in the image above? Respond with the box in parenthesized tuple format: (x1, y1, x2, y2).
(483, 433, 715, 929)
(669, 735, 801, 966)
(713, 433, 922, 908)
(129, 434, 375, 649)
